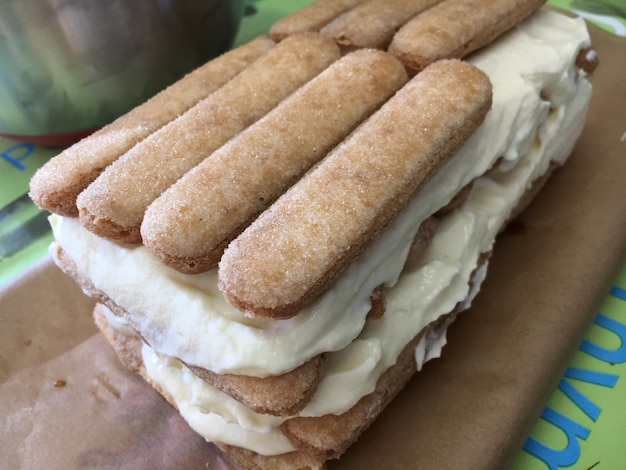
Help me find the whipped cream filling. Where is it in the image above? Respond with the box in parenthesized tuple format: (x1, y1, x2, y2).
(50, 9, 592, 455)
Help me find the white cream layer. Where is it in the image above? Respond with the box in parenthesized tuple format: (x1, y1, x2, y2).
(50, 9, 591, 455)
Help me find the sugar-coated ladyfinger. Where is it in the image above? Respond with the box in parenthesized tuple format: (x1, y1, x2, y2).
(76, 33, 340, 244)
(269, 0, 367, 42)
(218, 59, 493, 319)
(320, 0, 443, 51)
(141, 50, 408, 274)
(388, 0, 546, 73)
(28, 36, 275, 217)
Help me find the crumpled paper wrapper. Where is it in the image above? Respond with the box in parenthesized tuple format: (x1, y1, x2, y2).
(1, 24, 625, 470)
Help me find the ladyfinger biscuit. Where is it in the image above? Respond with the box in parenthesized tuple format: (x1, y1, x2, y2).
(141, 49, 408, 273)
(218, 59, 493, 319)
(186, 355, 325, 417)
(77, 33, 341, 244)
(270, 0, 368, 41)
(320, 0, 443, 52)
(28, 36, 275, 217)
(388, 0, 546, 73)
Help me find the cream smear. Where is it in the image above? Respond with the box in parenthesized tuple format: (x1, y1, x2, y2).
(51, 8, 591, 454)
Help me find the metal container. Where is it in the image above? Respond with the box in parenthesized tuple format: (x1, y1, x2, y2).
(0, 0, 244, 146)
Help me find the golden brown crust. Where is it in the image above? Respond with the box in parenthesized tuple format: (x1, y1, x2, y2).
(218, 59, 492, 319)
(28, 36, 275, 217)
(269, 0, 367, 42)
(141, 49, 408, 273)
(76, 33, 341, 245)
(388, 0, 546, 73)
(320, 0, 443, 52)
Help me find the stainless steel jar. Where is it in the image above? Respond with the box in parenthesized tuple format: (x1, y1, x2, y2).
(0, 0, 244, 145)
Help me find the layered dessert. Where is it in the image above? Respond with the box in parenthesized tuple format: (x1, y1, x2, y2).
(30, 3, 595, 469)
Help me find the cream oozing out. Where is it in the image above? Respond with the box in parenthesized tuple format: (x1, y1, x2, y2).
(50, 9, 591, 455)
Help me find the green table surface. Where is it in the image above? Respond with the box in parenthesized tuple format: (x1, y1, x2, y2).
(1, 1, 625, 468)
